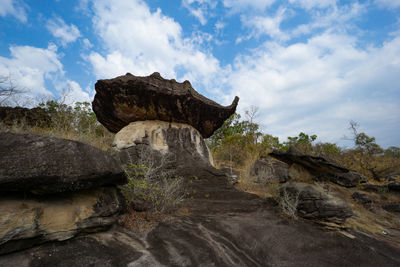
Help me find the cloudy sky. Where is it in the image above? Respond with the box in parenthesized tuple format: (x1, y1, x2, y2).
(0, 0, 399, 147)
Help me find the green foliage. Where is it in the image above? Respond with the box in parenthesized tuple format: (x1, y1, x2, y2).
(313, 142, 341, 158)
(120, 154, 186, 213)
(37, 100, 111, 141)
(283, 132, 317, 154)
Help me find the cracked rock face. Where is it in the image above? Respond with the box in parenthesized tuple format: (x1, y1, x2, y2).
(92, 72, 239, 138)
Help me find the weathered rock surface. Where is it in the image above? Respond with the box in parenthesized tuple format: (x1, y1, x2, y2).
(0, 106, 51, 128)
(0, 187, 123, 255)
(113, 120, 213, 167)
(270, 147, 363, 187)
(92, 72, 239, 138)
(280, 182, 353, 224)
(1, 156, 400, 266)
(0, 132, 126, 194)
(352, 192, 373, 206)
(2, 203, 400, 266)
(361, 182, 400, 193)
(250, 157, 289, 183)
(382, 204, 400, 213)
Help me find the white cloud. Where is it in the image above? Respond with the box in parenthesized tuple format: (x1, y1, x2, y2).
(86, 0, 222, 94)
(0, 44, 90, 105)
(182, 0, 216, 25)
(240, 7, 289, 42)
(222, 0, 276, 12)
(375, 0, 400, 9)
(0, 0, 27, 22)
(225, 33, 400, 146)
(288, 0, 337, 10)
(82, 38, 93, 49)
(46, 17, 81, 47)
(291, 2, 366, 38)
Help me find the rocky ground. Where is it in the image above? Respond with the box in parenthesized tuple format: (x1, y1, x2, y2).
(2, 163, 400, 266)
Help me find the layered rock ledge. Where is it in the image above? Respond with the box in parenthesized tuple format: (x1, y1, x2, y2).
(0, 132, 125, 255)
(92, 72, 239, 138)
(270, 147, 364, 187)
(0, 132, 126, 194)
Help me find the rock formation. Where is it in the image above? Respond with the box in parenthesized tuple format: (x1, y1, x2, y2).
(112, 120, 214, 168)
(2, 74, 400, 266)
(280, 182, 353, 224)
(249, 156, 289, 183)
(92, 72, 239, 138)
(0, 132, 126, 194)
(270, 147, 364, 187)
(0, 133, 125, 255)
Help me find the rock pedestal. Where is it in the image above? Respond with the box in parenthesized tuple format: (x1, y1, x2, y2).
(112, 120, 213, 168)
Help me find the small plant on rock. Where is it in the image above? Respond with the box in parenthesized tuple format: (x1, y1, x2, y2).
(120, 148, 186, 213)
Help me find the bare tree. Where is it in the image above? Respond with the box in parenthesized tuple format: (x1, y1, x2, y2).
(245, 105, 260, 124)
(0, 75, 27, 106)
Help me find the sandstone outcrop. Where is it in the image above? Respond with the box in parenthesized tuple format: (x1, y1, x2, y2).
(0, 133, 125, 255)
(280, 182, 353, 224)
(92, 72, 239, 138)
(270, 147, 363, 187)
(0, 106, 51, 128)
(250, 156, 289, 183)
(0, 132, 126, 194)
(0, 187, 123, 255)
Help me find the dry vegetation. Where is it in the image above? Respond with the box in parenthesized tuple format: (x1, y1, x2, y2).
(0, 100, 114, 151)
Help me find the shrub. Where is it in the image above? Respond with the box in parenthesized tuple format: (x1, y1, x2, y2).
(120, 148, 186, 213)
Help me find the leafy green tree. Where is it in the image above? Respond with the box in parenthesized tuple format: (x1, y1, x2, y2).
(284, 132, 317, 153)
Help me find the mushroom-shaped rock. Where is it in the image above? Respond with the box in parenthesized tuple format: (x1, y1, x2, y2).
(92, 72, 239, 138)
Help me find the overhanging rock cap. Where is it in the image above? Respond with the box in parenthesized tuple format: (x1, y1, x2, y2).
(92, 72, 239, 138)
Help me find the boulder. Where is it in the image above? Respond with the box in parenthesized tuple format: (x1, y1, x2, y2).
(0, 132, 126, 194)
(113, 121, 214, 168)
(0, 106, 51, 128)
(0, 187, 123, 255)
(280, 182, 352, 224)
(249, 157, 289, 183)
(270, 147, 363, 187)
(92, 72, 239, 138)
(352, 192, 373, 206)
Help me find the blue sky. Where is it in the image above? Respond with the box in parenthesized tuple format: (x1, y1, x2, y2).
(0, 0, 399, 148)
